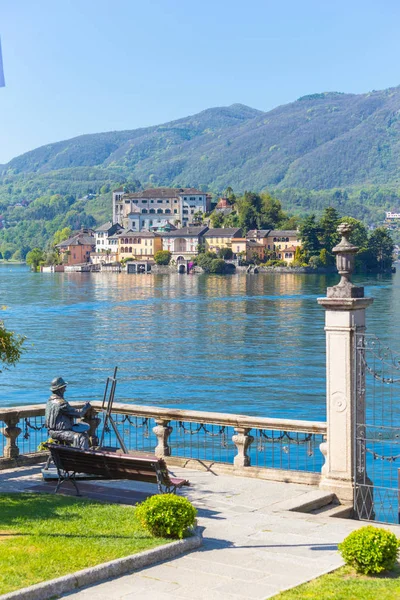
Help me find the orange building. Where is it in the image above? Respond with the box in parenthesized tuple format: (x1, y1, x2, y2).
(56, 230, 96, 265)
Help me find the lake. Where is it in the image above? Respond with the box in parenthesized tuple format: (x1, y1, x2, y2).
(1, 265, 398, 421)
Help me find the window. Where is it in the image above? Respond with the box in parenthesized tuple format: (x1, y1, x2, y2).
(150, 200, 154, 203)
(149, 209, 155, 213)
(129, 247, 132, 253)
(157, 209, 163, 214)
(183, 210, 188, 214)
(157, 200, 163, 204)
(165, 209, 171, 214)
(190, 196, 195, 201)
(191, 210, 194, 214)
(142, 200, 148, 203)
(145, 239, 147, 246)
(174, 209, 178, 214)
(174, 199, 178, 203)
(96, 240, 100, 244)
(142, 209, 148, 214)
(149, 220, 153, 226)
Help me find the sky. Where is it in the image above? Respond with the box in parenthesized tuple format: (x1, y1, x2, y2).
(1, 0, 400, 164)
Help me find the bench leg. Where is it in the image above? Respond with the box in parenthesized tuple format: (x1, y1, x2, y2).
(54, 470, 81, 497)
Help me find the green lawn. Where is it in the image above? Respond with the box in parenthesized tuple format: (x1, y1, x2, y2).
(273, 564, 400, 599)
(0, 493, 170, 595)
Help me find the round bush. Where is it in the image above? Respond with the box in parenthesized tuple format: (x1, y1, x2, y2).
(135, 494, 197, 539)
(338, 526, 400, 574)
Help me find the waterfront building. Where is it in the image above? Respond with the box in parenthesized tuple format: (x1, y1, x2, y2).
(203, 228, 242, 253)
(112, 187, 210, 229)
(94, 222, 123, 253)
(56, 229, 96, 265)
(161, 226, 209, 261)
(117, 230, 162, 262)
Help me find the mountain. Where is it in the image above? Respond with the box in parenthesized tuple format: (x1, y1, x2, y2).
(3, 87, 400, 258)
(3, 87, 400, 194)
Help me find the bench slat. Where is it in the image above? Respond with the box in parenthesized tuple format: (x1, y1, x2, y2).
(46, 444, 189, 493)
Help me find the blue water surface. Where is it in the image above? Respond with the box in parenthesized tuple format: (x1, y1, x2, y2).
(0, 265, 398, 421)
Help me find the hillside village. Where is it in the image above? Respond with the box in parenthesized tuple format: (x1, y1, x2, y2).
(51, 187, 301, 272)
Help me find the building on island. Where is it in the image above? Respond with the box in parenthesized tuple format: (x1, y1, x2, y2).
(161, 226, 209, 261)
(203, 228, 243, 253)
(112, 187, 210, 230)
(117, 230, 162, 262)
(56, 230, 96, 266)
(94, 221, 123, 254)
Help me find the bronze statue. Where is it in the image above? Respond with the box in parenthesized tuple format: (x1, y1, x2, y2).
(45, 377, 92, 449)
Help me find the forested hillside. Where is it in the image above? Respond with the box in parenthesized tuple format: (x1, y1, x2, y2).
(2, 86, 400, 256)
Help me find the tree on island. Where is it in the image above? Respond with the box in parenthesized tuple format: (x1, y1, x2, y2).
(0, 317, 25, 373)
(26, 248, 45, 271)
(154, 250, 172, 265)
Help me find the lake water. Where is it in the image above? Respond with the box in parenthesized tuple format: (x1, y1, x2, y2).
(1, 265, 399, 421)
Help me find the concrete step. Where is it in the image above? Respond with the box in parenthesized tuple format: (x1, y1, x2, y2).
(310, 503, 354, 519)
(275, 490, 336, 513)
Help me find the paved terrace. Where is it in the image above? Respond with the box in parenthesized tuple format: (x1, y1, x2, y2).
(1, 463, 398, 600)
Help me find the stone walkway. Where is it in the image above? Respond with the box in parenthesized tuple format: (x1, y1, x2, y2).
(2, 464, 399, 599)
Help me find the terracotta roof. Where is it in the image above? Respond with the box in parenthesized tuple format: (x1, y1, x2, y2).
(123, 187, 205, 199)
(95, 222, 123, 234)
(280, 246, 297, 252)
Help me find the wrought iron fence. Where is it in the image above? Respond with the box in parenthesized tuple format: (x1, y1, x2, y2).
(0, 402, 326, 482)
(355, 334, 400, 524)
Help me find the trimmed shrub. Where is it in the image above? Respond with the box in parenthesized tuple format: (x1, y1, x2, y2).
(338, 526, 400, 574)
(154, 250, 172, 265)
(209, 259, 226, 274)
(135, 494, 197, 539)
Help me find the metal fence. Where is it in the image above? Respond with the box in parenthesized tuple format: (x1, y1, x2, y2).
(355, 334, 400, 524)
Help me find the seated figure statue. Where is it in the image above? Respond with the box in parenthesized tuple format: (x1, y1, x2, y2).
(45, 377, 92, 449)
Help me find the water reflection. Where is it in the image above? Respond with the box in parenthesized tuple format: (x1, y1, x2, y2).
(0, 265, 397, 422)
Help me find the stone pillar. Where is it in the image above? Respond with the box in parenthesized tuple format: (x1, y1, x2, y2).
(317, 223, 373, 504)
(3, 416, 21, 459)
(232, 427, 254, 467)
(153, 419, 172, 458)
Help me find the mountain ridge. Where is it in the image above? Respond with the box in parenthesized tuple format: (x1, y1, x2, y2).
(3, 86, 400, 199)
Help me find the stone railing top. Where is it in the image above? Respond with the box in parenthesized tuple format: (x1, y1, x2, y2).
(0, 401, 327, 435)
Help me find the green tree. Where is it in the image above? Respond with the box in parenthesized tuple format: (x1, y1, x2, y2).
(210, 212, 224, 228)
(26, 248, 45, 271)
(366, 228, 394, 272)
(53, 227, 72, 246)
(299, 215, 320, 260)
(319, 207, 340, 251)
(0, 319, 25, 372)
(218, 247, 233, 259)
(3, 250, 11, 261)
(154, 250, 172, 265)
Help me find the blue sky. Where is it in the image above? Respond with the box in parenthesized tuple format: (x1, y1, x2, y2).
(1, 0, 399, 163)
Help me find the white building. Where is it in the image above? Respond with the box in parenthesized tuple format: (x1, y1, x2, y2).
(112, 187, 209, 230)
(94, 222, 123, 255)
(161, 226, 209, 261)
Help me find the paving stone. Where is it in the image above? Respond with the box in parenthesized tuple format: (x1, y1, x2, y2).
(3, 463, 400, 600)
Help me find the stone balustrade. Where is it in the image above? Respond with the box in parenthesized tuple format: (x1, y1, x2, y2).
(0, 402, 327, 485)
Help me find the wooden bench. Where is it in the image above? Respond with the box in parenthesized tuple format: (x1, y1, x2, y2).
(46, 444, 190, 496)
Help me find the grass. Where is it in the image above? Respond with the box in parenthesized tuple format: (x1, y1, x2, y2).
(273, 564, 400, 599)
(0, 493, 171, 595)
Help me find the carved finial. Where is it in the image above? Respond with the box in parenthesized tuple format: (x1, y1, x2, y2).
(327, 222, 364, 299)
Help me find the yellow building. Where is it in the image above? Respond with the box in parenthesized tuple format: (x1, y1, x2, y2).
(265, 230, 301, 252)
(203, 228, 242, 252)
(117, 230, 162, 261)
